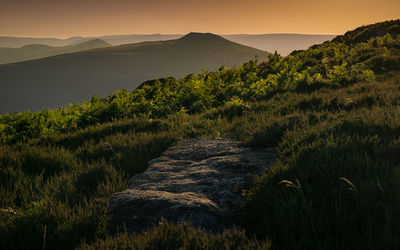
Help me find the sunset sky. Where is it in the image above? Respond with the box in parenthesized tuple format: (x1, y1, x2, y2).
(1, 0, 399, 38)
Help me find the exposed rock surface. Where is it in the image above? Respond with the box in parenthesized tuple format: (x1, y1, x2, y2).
(108, 138, 275, 233)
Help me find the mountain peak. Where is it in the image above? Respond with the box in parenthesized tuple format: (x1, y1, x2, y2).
(21, 44, 52, 49)
(79, 39, 111, 46)
(179, 32, 227, 42)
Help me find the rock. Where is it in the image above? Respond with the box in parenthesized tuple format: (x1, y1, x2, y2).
(107, 138, 275, 233)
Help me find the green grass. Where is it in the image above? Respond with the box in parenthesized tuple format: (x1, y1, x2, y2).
(77, 222, 271, 250)
(2, 75, 400, 249)
(1, 20, 400, 249)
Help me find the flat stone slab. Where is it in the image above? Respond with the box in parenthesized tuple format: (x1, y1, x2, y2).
(108, 138, 275, 233)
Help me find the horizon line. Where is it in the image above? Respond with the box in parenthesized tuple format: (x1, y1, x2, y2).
(0, 32, 339, 40)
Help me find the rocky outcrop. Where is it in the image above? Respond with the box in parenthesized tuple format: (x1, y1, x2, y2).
(108, 138, 275, 233)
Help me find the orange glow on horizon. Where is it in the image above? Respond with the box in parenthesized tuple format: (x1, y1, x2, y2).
(1, 0, 399, 38)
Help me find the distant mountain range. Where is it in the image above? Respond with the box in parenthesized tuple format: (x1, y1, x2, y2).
(0, 33, 336, 57)
(0, 34, 182, 48)
(0, 39, 111, 64)
(0, 33, 269, 113)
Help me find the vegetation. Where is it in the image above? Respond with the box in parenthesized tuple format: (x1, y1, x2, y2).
(4, 27, 400, 143)
(0, 33, 269, 114)
(78, 222, 270, 250)
(1, 19, 400, 249)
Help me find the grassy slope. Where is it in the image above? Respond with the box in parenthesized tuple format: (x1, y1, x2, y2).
(1, 20, 400, 249)
(223, 34, 336, 56)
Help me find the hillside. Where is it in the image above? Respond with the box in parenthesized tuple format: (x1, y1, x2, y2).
(1, 33, 335, 56)
(0, 33, 269, 114)
(333, 19, 400, 44)
(223, 34, 336, 55)
(0, 39, 111, 64)
(72, 34, 335, 55)
(1, 20, 400, 249)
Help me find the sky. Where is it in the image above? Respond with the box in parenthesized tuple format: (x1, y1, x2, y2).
(1, 0, 399, 38)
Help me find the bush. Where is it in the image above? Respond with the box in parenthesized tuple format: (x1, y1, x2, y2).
(241, 109, 400, 249)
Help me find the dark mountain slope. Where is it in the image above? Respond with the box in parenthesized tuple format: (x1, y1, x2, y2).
(0, 33, 269, 113)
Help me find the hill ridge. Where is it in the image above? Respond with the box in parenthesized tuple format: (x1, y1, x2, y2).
(0, 38, 111, 65)
(0, 34, 270, 113)
(179, 32, 228, 41)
